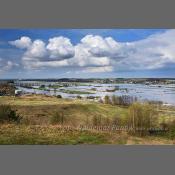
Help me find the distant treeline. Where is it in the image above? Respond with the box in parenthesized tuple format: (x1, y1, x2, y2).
(7, 77, 175, 84)
(0, 84, 15, 96)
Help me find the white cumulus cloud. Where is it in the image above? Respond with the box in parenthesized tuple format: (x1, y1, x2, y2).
(9, 30, 175, 73)
(9, 36, 32, 49)
(47, 37, 75, 60)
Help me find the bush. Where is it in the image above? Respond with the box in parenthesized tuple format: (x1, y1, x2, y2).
(0, 105, 21, 123)
(127, 103, 157, 136)
(111, 95, 119, 105)
(165, 120, 175, 139)
(87, 96, 95, 99)
(103, 95, 137, 106)
(103, 117, 111, 125)
(104, 95, 111, 104)
(39, 85, 45, 89)
(148, 100, 163, 106)
(0, 84, 15, 96)
(50, 111, 66, 125)
(57, 95, 62, 98)
(77, 95, 82, 99)
(117, 95, 137, 106)
(92, 115, 102, 126)
(112, 116, 124, 126)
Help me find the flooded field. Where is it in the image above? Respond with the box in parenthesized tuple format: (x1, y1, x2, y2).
(15, 81, 175, 106)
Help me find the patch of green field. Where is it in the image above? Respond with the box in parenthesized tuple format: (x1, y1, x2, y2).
(48, 85, 64, 89)
(0, 125, 173, 145)
(0, 95, 173, 126)
(0, 95, 128, 126)
(59, 89, 95, 94)
(0, 125, 109, 144)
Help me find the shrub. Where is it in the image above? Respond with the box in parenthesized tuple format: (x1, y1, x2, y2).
(87, 96, 95, 99)
(165, 120, 175, 139)
(92, 115, 102, 126)
(118, 95, 137, 106)
(39, 85, 45, 89)
(104, 95, 111, 104)
(0, 105, 21, 123)
(77, 95, 82, 99)
(50, 111, 66, 125)
(102, 117, 111, 125)
(0, 84, 15, 96)
(111, 95, 119, 105)
(148, 100, 163, 106)
(112, 116, 123, 126)
(105, 95, 137, 106)
(57, 95, 62, 98)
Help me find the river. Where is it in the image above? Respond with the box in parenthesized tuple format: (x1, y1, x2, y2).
(16, 81, 175, 106)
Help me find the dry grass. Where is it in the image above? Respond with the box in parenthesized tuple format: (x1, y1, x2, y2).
(0, 94, 174, 144)
(0, 95, 128, 126)
(0, 124, 173, 145)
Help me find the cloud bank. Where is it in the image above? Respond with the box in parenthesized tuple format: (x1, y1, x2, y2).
(9, 29, 175, 73)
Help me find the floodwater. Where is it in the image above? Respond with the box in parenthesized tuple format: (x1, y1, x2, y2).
(16, 81, 175, 105)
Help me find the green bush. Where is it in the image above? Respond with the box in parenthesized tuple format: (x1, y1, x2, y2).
(76, 95, 82, 99)
(0, 105, 21, 123)
(57, 95, 62, 98)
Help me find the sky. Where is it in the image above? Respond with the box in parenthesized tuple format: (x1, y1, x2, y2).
(0, 29, 175, 79)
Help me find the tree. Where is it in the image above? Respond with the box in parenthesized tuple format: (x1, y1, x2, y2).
(128, 103, 157, 136)
(111, 95, 119, 105)
(39, 85, 45, 89)
(104, 95, 111, 104)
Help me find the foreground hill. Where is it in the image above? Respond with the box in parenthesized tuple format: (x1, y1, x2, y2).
(0, 94, 174, 144)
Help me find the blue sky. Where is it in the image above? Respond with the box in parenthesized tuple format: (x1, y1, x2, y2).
(1, 29, 175, 79)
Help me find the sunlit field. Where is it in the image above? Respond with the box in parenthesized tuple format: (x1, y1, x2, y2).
(0, 94, 175, 144)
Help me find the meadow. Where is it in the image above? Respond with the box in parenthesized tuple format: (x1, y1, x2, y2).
(0, 94, 175, 144)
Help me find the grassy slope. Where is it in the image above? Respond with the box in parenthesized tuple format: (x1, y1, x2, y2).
(0, 95, 128, 125)
(0, 124, 173, 145)
(0, 95, 174, 145)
